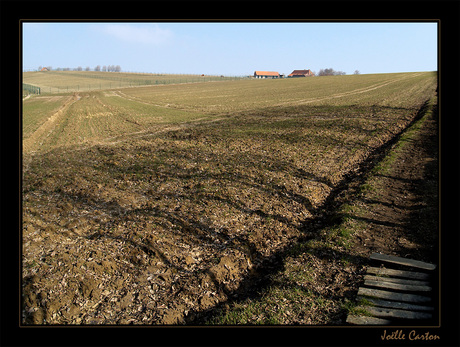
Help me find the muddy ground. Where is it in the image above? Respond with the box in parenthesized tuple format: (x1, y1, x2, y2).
(21, 100, 438, 325)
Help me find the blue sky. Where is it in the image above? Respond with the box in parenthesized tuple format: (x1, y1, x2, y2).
(22, 22, 438, 76)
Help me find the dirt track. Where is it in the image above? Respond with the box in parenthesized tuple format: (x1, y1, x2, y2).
(23, 94, 81, 154)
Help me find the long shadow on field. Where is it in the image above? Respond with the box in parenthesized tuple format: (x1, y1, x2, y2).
(184, 246, 371, 324)
(185, 100, 435, 324)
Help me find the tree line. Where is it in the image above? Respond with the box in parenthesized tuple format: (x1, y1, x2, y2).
(315, 68, 360, 76)
(317, 68, 345, 76)
(38, 65, 122, 72)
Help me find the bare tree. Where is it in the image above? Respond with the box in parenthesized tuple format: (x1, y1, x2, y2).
(318, 68, 346, 76)
(99, 65, 121, 72)
(354, 70, 360, 75)
(94, 65, 101, 72)
(85, 66, 91, 71)
(318, 68, 333, 76)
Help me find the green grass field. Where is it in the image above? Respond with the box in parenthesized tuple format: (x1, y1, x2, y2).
(23, 70, 244, 94)
(22, 71, 437, 325)
(23, 71, 436, 153)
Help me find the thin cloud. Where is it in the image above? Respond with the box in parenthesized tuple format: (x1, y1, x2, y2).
(101, 24, 173, 45)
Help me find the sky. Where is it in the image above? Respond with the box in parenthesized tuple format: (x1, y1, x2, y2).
(22, 22, 438, 76)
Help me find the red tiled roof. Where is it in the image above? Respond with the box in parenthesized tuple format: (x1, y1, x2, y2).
(254, 71, 279, 76)
(288, 69, 313, 76)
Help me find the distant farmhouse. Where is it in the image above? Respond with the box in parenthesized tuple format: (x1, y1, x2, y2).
(288, 69, 315, 77)
(254, 71, 280, 79)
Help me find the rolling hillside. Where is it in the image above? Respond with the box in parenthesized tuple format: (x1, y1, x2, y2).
(22, 71, 437, 325)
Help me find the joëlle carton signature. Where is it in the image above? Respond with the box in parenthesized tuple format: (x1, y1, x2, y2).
(381, 329, 440, 341)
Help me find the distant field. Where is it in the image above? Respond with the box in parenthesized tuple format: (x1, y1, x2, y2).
(23, 71, 436, 153)
(22, 71, 245, 94)
(120, 71, 435, 111)
(22, 71, 437, 325)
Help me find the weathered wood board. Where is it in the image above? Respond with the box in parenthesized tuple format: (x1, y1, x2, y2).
(358, 296, 434, 312)
(363, 306, 432, 320)
(370, 253, 436, 271)
(358, 287, 431, 303)
(347, 254, 436, 325)
(364, 277, 432, 292)
(346, 315, 391, 325)
(366, 266, 431, 280)
(364, 275, 430, 286)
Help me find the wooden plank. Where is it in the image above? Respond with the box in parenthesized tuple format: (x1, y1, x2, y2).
(346, 315, 391, 325)
(367, 267, 431, 280)
(364, 275, 430, 286)
(370, 253, 436, 271)
(358, 296, 434, 312)
(358, 287, 431, 303)
(364, 278, 432, 292)
(362, 306, 432, 320)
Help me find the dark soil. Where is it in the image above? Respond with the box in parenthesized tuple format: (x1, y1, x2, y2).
(350, 101, 438, 263)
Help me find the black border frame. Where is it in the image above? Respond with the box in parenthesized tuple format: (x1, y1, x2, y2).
(1, 1, 459, 346)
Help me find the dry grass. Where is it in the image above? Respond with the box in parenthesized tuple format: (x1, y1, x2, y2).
(23, 71, 243, 93)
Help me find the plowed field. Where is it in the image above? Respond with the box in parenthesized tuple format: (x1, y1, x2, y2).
(22, 72, 437, 324)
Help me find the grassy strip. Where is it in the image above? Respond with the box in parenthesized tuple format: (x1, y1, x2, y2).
(371, 96, 437, 176)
